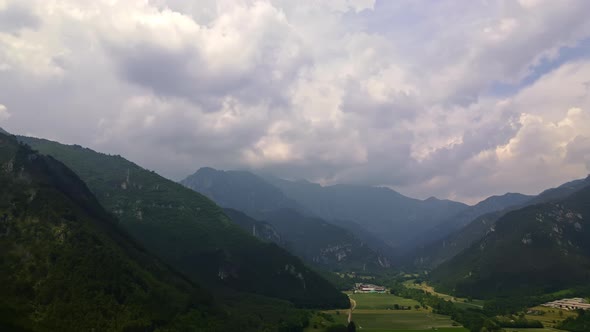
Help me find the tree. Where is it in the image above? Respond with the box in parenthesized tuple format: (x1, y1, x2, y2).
(325, 324, 347, 332)
(347, 321, 356, 332)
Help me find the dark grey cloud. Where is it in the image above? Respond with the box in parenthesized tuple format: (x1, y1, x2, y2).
(1, 0, 590, 203)
(0, 4, 40, 34)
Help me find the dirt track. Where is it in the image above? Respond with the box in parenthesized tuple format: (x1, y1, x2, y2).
(348, 297, 357, 323)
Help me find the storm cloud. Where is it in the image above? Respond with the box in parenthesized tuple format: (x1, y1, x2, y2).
(1, 0, 590, 203)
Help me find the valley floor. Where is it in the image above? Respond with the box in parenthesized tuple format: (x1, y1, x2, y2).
(403, 281, 485, 310)
(501, 329, 565, 332)
(305, 284, 576, 332)
(306, 292, 467, 331)
(523, 306, 577, 329)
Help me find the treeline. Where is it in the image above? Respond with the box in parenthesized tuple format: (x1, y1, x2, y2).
(324, 321, 356, 332)
(387, 282, 541, 332)
(387, 282, 502, 332)
(389, 283, 548, 332)
(557, 309, 590, 332)
(484, 286, 590, 315)
(496, 316, 544, 328)
(484, 296, 551, 316)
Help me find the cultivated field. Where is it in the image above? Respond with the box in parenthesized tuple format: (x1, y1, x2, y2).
(498, 329, 564, 332)
(305, 292, 467, 332)
(523, 306, 577, 328)
(348, 292, 420, 310)
(403, 281, 485, 309)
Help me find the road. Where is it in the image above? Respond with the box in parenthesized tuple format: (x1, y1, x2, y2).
(348, 296, 357, 323)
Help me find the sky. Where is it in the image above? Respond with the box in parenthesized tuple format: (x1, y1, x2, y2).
(1, 0, 590, 204)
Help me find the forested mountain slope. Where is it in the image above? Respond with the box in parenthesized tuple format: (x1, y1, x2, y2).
(0, 132, 223, 331)
(412, 177, 590, 269)
(430, 183, 590, 299)
(184, 169, 391, 271)
(413, 193, 533, 250)
(256, 209, 390, 271)
(20, 136, 348, 309)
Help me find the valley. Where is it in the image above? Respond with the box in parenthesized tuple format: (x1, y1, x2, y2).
(306, 282, 582, 332)
(404, 281, 485, 310)
(2, 3, 590, 331)
(306, 292, 466, 332)
(1, 130, 589, 331)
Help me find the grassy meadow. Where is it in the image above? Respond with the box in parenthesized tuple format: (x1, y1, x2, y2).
(305, 292, 467, 332)
(349, 292, 421, 310)
(305, 283, 579, 331)
(498, 329, 564, 332)
(404, 281, 485, 309)
(523, 306, 577, 328)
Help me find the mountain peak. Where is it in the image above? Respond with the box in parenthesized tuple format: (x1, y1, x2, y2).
(182, 167, 305, 216)
(194, 166, 221, 175)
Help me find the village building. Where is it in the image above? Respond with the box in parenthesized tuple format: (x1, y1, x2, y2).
(542, 298, 590, 311)
(354, 283, 387, 293)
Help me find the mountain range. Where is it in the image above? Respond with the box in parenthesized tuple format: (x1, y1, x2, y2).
(182, 168, 391, 271)
(430, 181, 590, 298)
(19, 136, 348, 309)
(412, 177, 590, 269)
(183, 168, 472, 255)
(2, 125, 590, 330)
(264, 175, 469, 250)
(181, 167, 304, 216)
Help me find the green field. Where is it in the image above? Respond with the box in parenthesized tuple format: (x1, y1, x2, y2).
(404, 281, 485, 309)
(306, 292, 467, 332)
(366, 329, 468, 332)
(307, 310, 466, 332)
(498, 329, 564, 332)
(349, 292, 421, 310)
(523, 306, 577, 328)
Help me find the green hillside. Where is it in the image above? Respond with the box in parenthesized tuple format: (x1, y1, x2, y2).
(258, 209, 391, 272)
(183, 168, 391, 272)
(411, 193, 533, 265)
(0, 133, 225, 331)
(412, 177, 590, 269)
(430, 184, 590, 299)
(19, 136, 349, 309)
(223, 208, 283, 243)
(412, 210, 505, 269)
(227, 208, 390, 272)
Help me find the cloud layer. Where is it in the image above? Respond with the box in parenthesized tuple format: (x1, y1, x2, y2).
(1, 0, 590, 203)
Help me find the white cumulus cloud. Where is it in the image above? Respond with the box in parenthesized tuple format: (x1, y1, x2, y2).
(1, 0, 590, 202)
(0, 104, 10, 121)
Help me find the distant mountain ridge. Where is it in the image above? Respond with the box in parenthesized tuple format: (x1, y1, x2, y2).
(182, 168, 305, 217)
(410, 192, 534, 268)
(182, 168, 390, 271)
(412, 177, 590, 269)
(264, 175, 469, 249)
(430, 178, 590, 299)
